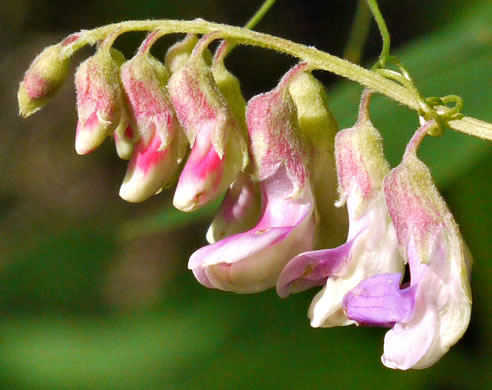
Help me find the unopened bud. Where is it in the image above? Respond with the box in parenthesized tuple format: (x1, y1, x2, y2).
(74, 48, 125, 155)
(119, 41, 186, 202)
(18, 44, 70, 117)
(169, 39, 248, 212)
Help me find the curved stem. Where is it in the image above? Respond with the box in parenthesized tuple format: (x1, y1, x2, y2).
(62, 19, 419, 109)
(55, 19, 492, 141)
(404, 120, 437, 156)
(367, 0, 391, 68)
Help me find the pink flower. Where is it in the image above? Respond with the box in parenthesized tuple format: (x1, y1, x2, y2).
(119, 32, 186, 202)
(168, 35, 248, 212)
(188, 64, 317, 293)
(343, 121, 472, 369)
(74, 48, 126, 155)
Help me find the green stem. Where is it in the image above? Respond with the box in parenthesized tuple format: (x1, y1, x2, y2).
(63, 19, 418, 108)
(58, 19, 492, 141)
(366, 0, 391, 68)
(244, 0, 277, 30)
(343, 0, 372, 65)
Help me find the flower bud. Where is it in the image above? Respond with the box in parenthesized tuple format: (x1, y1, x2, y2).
(119, 35, 187, 203)
(74, 48, 125, 155)
(168, 39, 248, 212)
(18, 44, 70, 117)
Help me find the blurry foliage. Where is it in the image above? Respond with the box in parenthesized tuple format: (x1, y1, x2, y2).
(0, 0, 490, 389)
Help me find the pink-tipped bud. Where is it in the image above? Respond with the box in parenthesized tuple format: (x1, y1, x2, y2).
(74, 49, 125, 155)
(18, 44, 70, 117)
(169, 41, 248, 212)
(119, 125, 184, 202)
(119, 48, 186, 203)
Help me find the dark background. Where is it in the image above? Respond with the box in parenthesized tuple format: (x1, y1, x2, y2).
(0, 1, 490, 389)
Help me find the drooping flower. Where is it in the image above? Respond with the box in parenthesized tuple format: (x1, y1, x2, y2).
(18, 43, 71, 117)
(188, 63, 318, 293)
(277, 91, 404, 327)
(343, 120, 472, 369)
(119, 31, 186, 203)
(168, 34, 248, 212)
(74, 46, 126, 155)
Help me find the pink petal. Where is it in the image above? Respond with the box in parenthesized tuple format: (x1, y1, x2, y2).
(188, 166, 315, 293)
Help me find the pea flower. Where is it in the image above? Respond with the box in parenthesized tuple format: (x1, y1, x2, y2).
(119, 31, 186, 202)
(188, 63, 317, 293)
(74, 46, 127, 155)
(277, 91, 404, 327)
(168, 35, 248, 212)
(343, 121, 472, 370)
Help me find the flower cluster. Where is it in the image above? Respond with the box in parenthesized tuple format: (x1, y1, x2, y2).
(18, 30, 471, 370)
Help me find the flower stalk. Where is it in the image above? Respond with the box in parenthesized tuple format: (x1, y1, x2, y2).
(39, 19, 491, 141)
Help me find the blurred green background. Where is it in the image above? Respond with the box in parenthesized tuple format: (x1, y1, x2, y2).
(0, 0, 490, 389)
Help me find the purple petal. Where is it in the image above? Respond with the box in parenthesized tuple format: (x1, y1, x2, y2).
(343, 273, 416, 327)
(276, 238, 355, 298)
